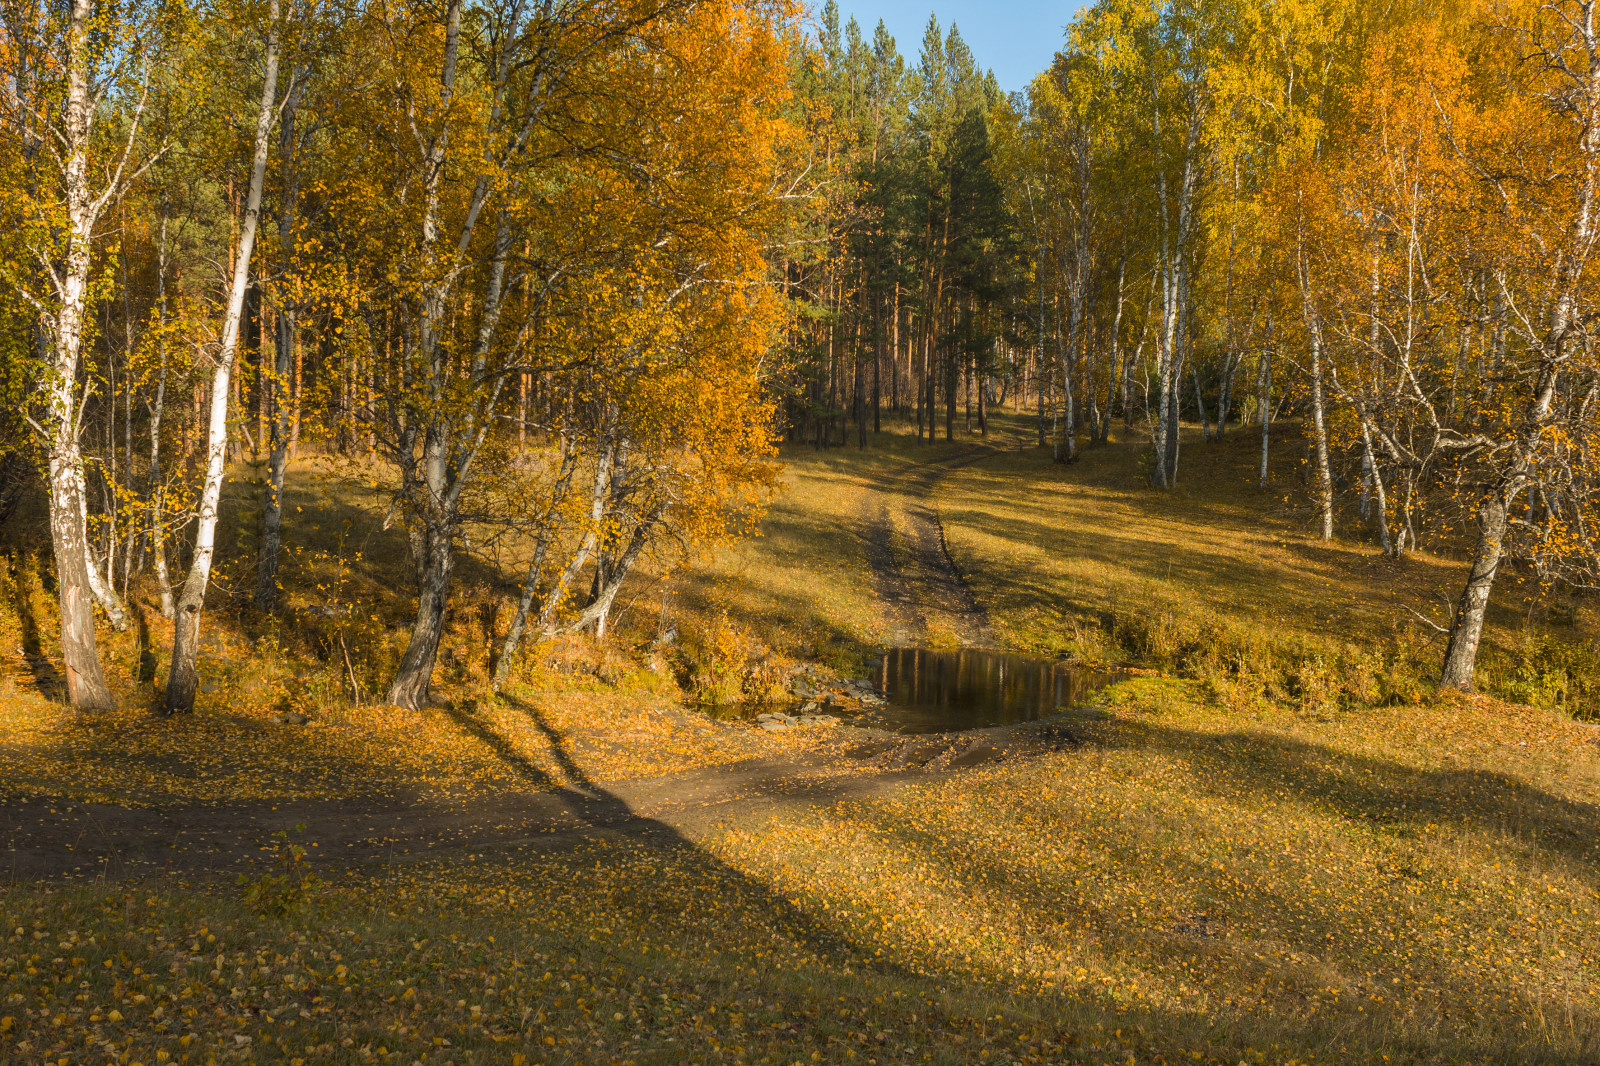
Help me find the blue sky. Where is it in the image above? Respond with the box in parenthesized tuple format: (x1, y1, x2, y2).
(831, 2, 1082, 94)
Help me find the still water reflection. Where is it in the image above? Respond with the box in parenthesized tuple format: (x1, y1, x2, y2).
(872, 647, 1121, 734)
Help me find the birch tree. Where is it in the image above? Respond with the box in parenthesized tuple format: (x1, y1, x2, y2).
(162, 0, 280, 715)
(1437, 0, 1600, 688)
(0, 0, 170, 710)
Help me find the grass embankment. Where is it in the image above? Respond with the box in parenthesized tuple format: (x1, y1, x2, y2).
(937, 418, 1600, 716)
(0, 456, 856, 807)
(3, 418, 1600, 1064)
(0, 426, 981, 805)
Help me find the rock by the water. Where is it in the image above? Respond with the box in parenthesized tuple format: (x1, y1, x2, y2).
(273, 711, 310, 725)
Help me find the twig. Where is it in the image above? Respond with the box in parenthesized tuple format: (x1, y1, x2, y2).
(1403, 605, 1450, 635)
(339, 634, 363, 704)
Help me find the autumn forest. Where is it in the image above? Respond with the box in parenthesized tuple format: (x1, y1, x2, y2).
(3, 0, 1600, 1064)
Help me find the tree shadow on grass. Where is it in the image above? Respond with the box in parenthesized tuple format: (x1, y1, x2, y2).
(786, 714, 1600, 1063)
(473, 691, 891, 975)
(1100, 716, 1600, 876)
(4, 549, 65, 702)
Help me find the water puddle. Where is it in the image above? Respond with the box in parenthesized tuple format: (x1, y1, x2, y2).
(865, 647, 1121, 734)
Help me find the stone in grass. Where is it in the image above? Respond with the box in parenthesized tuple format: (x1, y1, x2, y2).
(272, 711, 311, 725)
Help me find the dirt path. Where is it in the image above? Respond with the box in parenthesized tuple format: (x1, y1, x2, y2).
(862, 447, 998, 647)
(0, 721, 1083, 883)
(1, 436, 1050, 888)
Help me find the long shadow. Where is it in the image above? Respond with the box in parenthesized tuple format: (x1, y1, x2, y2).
(441, 703, 559, 790)
(6, 549, 64, 701)
(754, 713, 1600, 1063)
(1098, 716, 1600, 876)
(489, 691, 893, 974)
(132, 599, 158, 686)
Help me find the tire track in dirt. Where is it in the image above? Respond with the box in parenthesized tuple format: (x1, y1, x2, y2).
(861, 447, 998, 648)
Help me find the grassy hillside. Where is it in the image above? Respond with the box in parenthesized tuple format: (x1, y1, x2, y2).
(3, 419, 1599, 1065)
(934, 417, 1600, 717)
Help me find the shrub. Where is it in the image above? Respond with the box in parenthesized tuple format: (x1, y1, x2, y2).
(1480, 627, 1600, 719)
(675, 609, 782, 707)
(239, 824, 322, 918)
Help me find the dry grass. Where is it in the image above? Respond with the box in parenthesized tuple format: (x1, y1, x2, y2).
(5, 685, 1596, 1065)
(4, 417, 1600, 1064)
(716, 683, 1600, 1063)
(0, 461, 836, 807)
(935, 417, 1600, 714)
(669, 422, 988, 673)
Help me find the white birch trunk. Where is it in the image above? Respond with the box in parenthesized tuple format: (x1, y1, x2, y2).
(41, 0, 116, 711)
(163, 4, 280, 714)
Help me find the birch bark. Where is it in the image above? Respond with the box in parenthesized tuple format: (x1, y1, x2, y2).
(164, 3, 280, 714)
(255, 57, 305, 611)
(40, 0, 118, 711)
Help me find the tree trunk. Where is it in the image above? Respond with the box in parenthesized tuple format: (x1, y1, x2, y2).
(1358, 420, 1393, 555)
(255, 67, 303, 611)
(855, 318, 866, 448)
(288, 341, 303, 458)
(1440, 494, 1507, 690)
(82, 503, 127, 630)
(147, 214, 175, 619)
(41, 0, 115, 711)
(566, 501, 666, 641)
(890, 283, 900, 412)
(1257, 344, 1272, 490)
(492, 447, 582, 688)
(1191, 355, 1211, 442)
(1297, 245, 1335, 539)
(873, 288, 882, 434)
(1152, 260, 1177, 488)
(165, 3, 280, 715)
(1103, 253, 1126, 442)
(1058, 294, 1078, 462)
(1308, 328, 1334, 540)
(389, 511, 454, 708)
(47, 451, 115, 711)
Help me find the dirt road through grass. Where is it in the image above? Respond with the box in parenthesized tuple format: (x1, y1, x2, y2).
(861, 446, 1000, 647)
(1, 701, 1079, 883)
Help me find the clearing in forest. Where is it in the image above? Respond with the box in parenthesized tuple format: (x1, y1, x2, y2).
(4, 422, 1599, 1066)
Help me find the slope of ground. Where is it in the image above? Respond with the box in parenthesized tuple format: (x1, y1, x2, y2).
(3, 418, 1600, 1065)
(935, 417, 1600, 713)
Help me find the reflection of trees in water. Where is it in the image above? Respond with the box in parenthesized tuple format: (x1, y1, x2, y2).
(879, 648, 1118, 729)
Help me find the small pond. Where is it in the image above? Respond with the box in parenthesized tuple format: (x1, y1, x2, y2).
(866, 647, 1121, 734)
